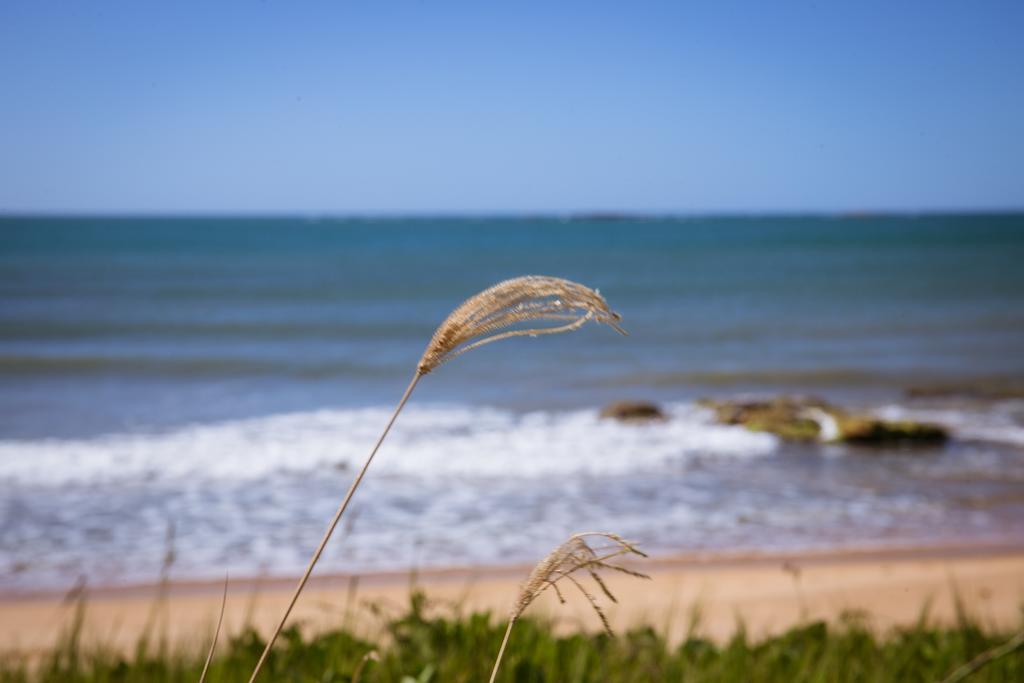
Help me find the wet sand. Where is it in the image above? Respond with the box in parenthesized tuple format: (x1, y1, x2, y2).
(2, 543, 1023, 656)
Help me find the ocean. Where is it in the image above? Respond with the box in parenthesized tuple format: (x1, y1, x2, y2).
(2, 214, 1023, 591)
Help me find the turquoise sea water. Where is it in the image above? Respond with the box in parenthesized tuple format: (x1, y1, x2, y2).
(3, 214, 1023, 437)
(1, 214, 1023, 589)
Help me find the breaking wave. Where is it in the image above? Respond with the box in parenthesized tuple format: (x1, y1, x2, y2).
(0, 403, 778, 488)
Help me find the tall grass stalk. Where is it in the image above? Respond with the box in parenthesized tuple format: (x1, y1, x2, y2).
(489, 532, 648, 683)
(246, 276, 624, 682)
(197, 576, 228, 683)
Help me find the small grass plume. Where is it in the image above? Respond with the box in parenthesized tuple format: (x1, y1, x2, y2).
(246, 276, 624, 682)
(489, 532, 649, 683)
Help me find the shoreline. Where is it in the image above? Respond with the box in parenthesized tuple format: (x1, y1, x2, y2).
(5, 537, 1024, 602)
(3, 540, 1023, 655)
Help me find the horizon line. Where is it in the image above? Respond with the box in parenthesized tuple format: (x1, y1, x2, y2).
(2, 208, 1023, 221)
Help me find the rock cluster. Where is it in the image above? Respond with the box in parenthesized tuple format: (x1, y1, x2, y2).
(698, 396, 947, 446)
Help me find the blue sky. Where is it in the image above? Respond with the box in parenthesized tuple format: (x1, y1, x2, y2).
(1, 2, 1022, 214)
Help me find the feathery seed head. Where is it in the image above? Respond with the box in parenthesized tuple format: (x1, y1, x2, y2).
(417, 275, 625, 375)
(511, 532, 648, 634)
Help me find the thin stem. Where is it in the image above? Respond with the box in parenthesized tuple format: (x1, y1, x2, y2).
(247, 373, 423, 683)
(198, 575, 228, 683)
(941, 629, 1024, 683)
(488, 618, 517, 683)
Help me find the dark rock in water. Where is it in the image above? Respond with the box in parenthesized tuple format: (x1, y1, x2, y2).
(835, 416, 948, 446)
(699, 396, 948, 446)
(599, 400, 666, 422)
(698, 396, 827, 441)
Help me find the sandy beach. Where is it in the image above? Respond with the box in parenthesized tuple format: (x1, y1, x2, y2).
(3, 543, 1022, 657)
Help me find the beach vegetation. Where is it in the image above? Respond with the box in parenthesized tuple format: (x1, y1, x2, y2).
(1, 591, 1021, 682)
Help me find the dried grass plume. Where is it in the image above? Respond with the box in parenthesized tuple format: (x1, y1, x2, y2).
(489, 532, 648, 683)
(418, 275, 626, 374)
(512, 531, 648, 632)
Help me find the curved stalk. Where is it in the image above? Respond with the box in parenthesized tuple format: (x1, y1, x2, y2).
(941, 629, 1024, 683)
(247, 373, 422, 683)
(488, 618, 516, 683)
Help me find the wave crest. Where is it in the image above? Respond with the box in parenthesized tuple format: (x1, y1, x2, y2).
(0, 403, 777, 487)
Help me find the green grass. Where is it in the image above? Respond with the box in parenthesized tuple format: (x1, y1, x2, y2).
(2, 592, 1021, 682)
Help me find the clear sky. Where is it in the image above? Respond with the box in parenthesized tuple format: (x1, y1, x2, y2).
(1, 1, 1022, 214)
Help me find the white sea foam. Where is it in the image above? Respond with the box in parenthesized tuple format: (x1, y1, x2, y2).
(0, 402, 778, 487)
(5, 401, 1023, 591)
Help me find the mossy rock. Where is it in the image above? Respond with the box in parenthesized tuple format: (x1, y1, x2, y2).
(599, 400, 666, 422)
(700, 396, 948, 447)
(699, 396, 828, 442)
(745, 417, 822, 441)
(836, 416, 948, 446)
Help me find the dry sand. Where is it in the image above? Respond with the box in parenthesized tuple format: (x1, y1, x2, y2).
(2, 543, 1022, 656)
